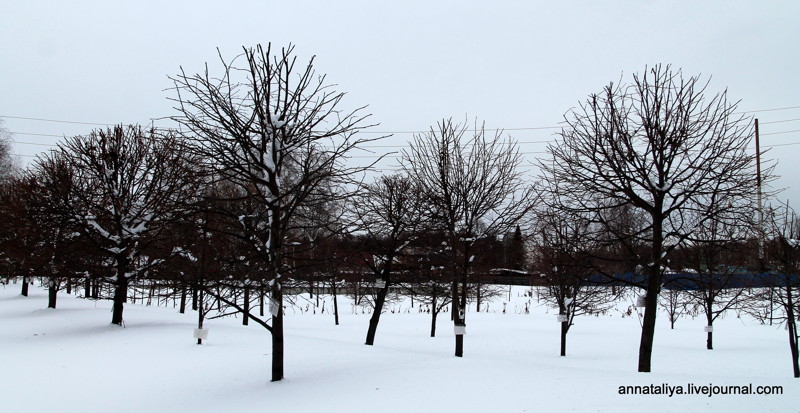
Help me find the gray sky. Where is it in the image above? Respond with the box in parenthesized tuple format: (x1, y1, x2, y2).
(2, 1, 799, 204)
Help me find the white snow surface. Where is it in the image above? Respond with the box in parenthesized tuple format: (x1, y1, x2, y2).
(0, 284, 795, 413)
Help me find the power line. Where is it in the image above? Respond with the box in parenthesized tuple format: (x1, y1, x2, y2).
(761, 118, 800, 125)
(3, 103, 799, 135)
(7, 108, 800, 161)
(761, 129, 800, 136)
(763, 141, 800, 148)
(740, 105, 800, 114)
(10, 132, 64, 138)
(0, 115, 115, 126)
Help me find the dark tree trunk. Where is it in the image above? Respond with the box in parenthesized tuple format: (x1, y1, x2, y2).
(66, 279, 72, 295)
(638, 285, 660, 372)
(560, 319, 568, 357)
(243, 286, 250, 326)
(453, 280, 464, 357)
(638, 216, 663, 373)
(476, 285, 482, 313)
(179, 286, 187, 314)
(455, 333, 464, 357)
(48, 279, 57, 309)
(191, 285, 198, 311)
(332, 279, 339, 326)
(197, 287, 205, 345)
(111, 276, 128, 325)
(365, 282, 390, 345)
(430, 292, 438, 337)
(271, 286, 284, 382)
(84, 277, 91, 298)
(430, 308, 439, 337)
(21, 275, 29, 297)
(785, 286, 800, 378)
(454, 254, 470, 357)
(91, 278, 99, 299)
(706, 313, 714, 350)
(259, 286, 265, 317)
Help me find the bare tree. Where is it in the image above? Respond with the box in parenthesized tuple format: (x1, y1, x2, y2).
(0, 175, 41, 296)
(170, 43, 378, 381)
(531, 206, 618, 356)
(744, 204, 800, 377)
(350, 174, 422, 345)
(402, 117, 535, 357)
(58, 125, 198, 325)
(25, 151, 86, 308)
(0, 119, 20, 183)
(670, 212, 753, 350)
(540, 65, 771, 372)
(398, 230, 454, 337)
(659, 288, 690, 330)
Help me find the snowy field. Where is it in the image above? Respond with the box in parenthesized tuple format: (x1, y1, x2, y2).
(0, 283, 795, 413)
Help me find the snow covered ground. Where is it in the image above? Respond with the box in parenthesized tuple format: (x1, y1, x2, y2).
(0, 283, 795, 413)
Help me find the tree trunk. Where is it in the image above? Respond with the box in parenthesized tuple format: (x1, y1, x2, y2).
(638, 216, 663, 373)
(789, 323, 799, 378)
(560, 319, 568, 357)
(84, 277, 91, 298)
(21, 275, 29, 297)
(430, 293, 438, 337)
(785, 286, 800, 378)
(192, 285, 198, 311)
(365, 282, 389, 345)
(111, 276, 128, 325)
(453, 280, 464, 357)
(48, 279, 58, 309)
(638, 286, 660, 372)
(259, 286, 265, 317)
(243, 286, 250, 326)
(197, 287, 205, 345)
(430, 308, 439, 337)
(179, 286, 187, 314)
(332, 279, 339, 326)
(271, 285, 284, 382)
(706, 313, 714, 350)
(476, 285, 482, 313)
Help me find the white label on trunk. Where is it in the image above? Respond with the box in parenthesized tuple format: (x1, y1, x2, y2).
(193, 328, 209, 340)
(269, 299, 280, 316)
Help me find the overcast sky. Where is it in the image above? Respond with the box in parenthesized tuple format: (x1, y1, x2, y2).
(2, 1, 799, 203)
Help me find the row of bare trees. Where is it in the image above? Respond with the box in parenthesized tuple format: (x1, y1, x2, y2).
(0, 44, 533, 382)
(534, 64, 799, 377)
(1, 49, 797, 379)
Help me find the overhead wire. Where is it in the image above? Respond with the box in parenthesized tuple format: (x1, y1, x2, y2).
(4, 105, 800, 165)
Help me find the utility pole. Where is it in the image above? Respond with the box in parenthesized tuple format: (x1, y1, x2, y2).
(755, 118, 764, 264)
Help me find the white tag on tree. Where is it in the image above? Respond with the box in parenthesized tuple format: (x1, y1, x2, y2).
(636, 295, 646, 307)
(454, 325, 466, 335)
(375, 280, 386, 289)
(269, 299, 280, 316)
(704, 326, 713, 333)
(193, 328, 209, 340)
(557, 314, 568, 323)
